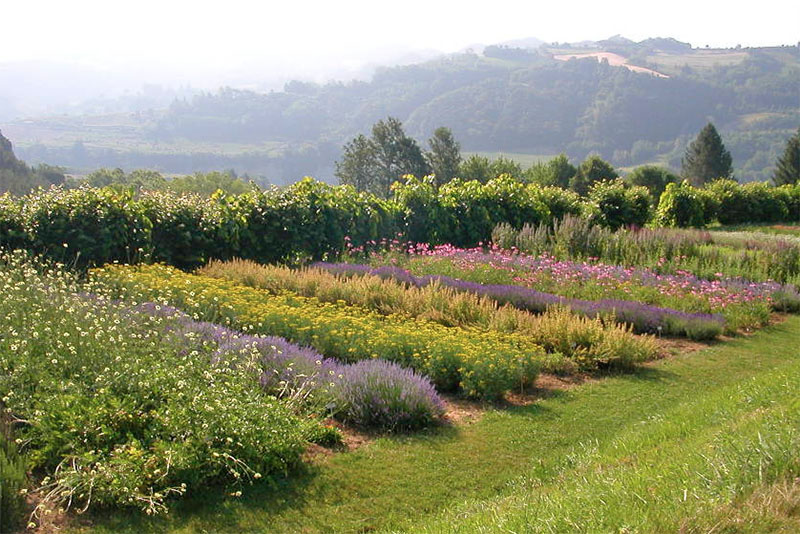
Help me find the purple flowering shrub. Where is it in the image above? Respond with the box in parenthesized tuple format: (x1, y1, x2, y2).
(335, 360, 446, 431)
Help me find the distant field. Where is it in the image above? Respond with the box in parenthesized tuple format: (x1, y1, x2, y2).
(645, 50, 749, 70)
(463, 151, 557, 168)
(3, 117, 288, 157)
(617, 155, 671, 174)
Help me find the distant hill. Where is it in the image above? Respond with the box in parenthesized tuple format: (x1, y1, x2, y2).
(3, 37, 799, 183)
(0, 129, 65, 194)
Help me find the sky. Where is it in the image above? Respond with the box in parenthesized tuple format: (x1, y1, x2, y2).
(2, 0, 799, 83)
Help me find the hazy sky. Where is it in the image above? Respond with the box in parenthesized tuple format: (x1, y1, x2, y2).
(3, 0, 799, 76)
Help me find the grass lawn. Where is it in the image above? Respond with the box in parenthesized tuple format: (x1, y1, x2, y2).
(68, 317, 800, 534)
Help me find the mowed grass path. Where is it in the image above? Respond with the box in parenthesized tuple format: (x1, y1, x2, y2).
(72, 318, 800, 534)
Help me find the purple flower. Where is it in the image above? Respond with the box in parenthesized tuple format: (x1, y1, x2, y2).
(335, 359, 444, 430)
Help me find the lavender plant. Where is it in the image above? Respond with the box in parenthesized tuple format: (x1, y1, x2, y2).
(336, 360, 446, 430)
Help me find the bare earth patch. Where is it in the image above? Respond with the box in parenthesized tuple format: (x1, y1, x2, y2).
(553, 51, 669, 78)
(442, 396, 485, 425)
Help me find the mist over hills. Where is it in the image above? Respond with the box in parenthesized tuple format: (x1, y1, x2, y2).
(2, 36, 798, 184)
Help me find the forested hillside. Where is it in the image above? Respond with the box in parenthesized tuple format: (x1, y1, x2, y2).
(4, 38, 799, 182)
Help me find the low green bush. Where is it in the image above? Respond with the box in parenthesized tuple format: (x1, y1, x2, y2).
(0, 430, 26, 533)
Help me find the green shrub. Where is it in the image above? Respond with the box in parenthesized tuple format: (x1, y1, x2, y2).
(236, 178, 399, 264)
(21, 186, 151, 267)
(707, 179, 790, 225)
(529, 185, 582, 221)
(392, 175, 445, 244)
(781, 183, 800, 220)
(140, 191, 231, 269)
(0, 193, 29, 251)
(0, 430, 26, 533)
(626, 165, 679, 203)
(584, 179, 652, 230)
(436, 175, 551, 246)
(656, 181, 707, 228)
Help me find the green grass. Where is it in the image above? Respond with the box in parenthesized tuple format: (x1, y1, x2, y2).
(713, 223, 800, 238)
(68, 316, 800, 533)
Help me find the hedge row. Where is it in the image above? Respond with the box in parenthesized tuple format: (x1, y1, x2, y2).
(3, 177, 799, 268)
(657, 179, 800, 228)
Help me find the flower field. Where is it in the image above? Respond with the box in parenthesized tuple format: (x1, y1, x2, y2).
(92, 263, 660, 399)
(0, 253, 444, 527)
(3, 198, 800, 530)
(314, 262, 726, 340)
(493, 215, 800, 285)
(360, 242, 799, 334)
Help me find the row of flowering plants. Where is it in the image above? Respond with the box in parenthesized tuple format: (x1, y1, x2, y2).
(492, 215, 800, 286)
(90, 264, 549, 399)
(198, 259, 658, 364)
(312, 262, 725, 341)
(361, 243, 800, 334)
(0, 252, 444, 525)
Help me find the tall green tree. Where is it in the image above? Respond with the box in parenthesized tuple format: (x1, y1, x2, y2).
(336, 117, 430, 197)
(681, 122, 733, 186)
(426, 127, 462, 187)
(570, 155, 618, 196)
(773, 127, 800, 186)
(458, 154, 524, 184)
(626, 165, 678, 203)
(526, 153, 576, 188)
(458, 154, 492, 183)
(490, 156, 523, 179)
(335, 134, 377, 194)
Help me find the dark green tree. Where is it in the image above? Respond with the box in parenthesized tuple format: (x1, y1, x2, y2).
(681, 122, 733, 186)
(525, 153, 576, 188)
(335, 134, 378, 194)
(570, 155, 618, 196)
(458, 154, 524, 183)
(626, 165, 678, 202)
(33, 164, 66, 187)
(426, 127, 462, 187)
(773, 127, 800, 186)
(490, 156, 523, 179)
(85, 168, 127, 188)
(336, 117, 430, 197)
(0, 130, 30, 178)
(458, 154, 492, 183)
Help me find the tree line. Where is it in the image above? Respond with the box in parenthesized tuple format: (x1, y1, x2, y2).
(336, 118, 800, 200)
(151, 48, 799, 179)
